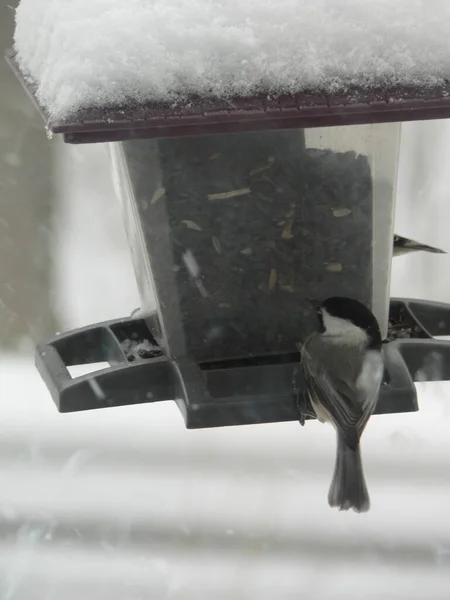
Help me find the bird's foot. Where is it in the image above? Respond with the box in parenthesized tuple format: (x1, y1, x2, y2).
(296, 392, 316, 426)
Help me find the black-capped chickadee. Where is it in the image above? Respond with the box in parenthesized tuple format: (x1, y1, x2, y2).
(393, 234, 445, 257)
(299, 297, 384, 513)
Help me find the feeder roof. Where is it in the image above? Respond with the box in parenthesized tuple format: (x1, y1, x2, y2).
(9, 0, 450, 143)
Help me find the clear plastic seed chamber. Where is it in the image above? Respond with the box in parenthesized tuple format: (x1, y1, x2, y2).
(109, 123, 399, 363)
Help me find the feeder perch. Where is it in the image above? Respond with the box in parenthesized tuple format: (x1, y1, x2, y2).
(33, 299, 450, 427)
(6, 26, 450, 427)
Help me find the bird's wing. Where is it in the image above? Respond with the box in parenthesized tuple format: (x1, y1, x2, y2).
(301, 344, 383, 449)
(355, 350, 384, 414)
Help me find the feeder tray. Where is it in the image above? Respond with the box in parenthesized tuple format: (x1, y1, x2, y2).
(34, 299, 450, 428)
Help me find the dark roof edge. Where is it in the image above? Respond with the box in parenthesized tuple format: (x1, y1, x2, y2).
(6, 49, 450, 145)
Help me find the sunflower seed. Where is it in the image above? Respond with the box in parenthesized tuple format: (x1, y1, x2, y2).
(250, 156, 275, 175)
(151, 187, 166, 204)
(208, 188, 251, 201)
(281, 220, 294, 239)
(182, 250, 201, 278)
(324, 262, 343, 272)
(331, 208, 352, 218)
(182, 220, 202, 231)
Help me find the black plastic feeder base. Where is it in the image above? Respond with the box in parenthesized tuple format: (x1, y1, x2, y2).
(35, 298, 450, 428)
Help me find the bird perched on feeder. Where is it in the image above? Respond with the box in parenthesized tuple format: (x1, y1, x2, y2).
(393, 234, 445, 257)
(299, 297, 383, 513)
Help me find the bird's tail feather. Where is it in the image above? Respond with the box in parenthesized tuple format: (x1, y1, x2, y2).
(393, 235, 446, 256)
(328, 434, 370, 513)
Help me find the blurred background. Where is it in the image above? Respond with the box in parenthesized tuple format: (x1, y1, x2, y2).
(3, 1, 450, 598)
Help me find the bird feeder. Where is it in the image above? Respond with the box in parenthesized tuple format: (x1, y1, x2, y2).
(7, 17, 450, 427)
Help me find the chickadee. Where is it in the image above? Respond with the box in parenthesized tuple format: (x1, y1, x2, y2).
(299, 297, 383, 513)
(393, 234, 445, 257)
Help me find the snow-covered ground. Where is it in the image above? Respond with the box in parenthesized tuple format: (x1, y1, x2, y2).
(2, 364, 450, 599)
(2, 125, 450, 598)
(2, 355, 450, 600)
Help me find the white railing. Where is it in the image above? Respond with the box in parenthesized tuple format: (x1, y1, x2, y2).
(1, 357, 450, 599)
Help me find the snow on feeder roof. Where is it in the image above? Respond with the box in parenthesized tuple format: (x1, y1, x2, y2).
(8, 0, 450, 143)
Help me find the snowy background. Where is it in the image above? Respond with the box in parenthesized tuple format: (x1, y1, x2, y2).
(4, 1, 450, 598)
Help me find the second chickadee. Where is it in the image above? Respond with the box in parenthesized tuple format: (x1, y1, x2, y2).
(299, 297, 384, 513)
(393, 234, 446, 257)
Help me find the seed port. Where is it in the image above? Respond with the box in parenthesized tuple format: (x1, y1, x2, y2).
(386, 300, 430, 342)
(110, 318, 164, 362)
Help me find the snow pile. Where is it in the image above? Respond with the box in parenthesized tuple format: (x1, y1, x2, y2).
(13, 0, 450, 120)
